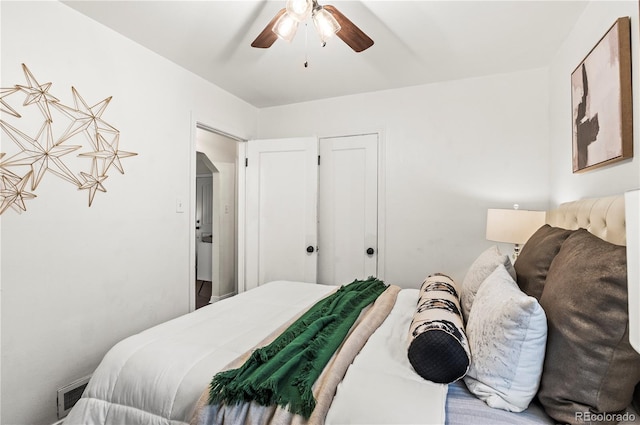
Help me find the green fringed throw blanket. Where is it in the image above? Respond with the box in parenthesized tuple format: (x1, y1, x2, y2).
(207, 277, 387, 419)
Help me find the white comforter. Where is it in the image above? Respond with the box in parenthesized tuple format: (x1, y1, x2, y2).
(326, 288, 447, 424)
(65, 281, 446, 425)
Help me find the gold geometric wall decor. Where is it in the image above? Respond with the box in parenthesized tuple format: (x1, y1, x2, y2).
(0, 63, 137, 214)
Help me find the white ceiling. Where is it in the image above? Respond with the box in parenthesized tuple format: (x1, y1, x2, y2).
(62, 0, 589, 108)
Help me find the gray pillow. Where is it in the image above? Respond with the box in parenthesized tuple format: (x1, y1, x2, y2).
(538, 229, 640, 424)
(514, 224, 573, 300)
(461, 246, 515, 321)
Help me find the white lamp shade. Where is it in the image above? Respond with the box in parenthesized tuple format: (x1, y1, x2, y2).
(486, 209, 546, 244)
(626, 189, 640, 354)
(286, 0, 312, 22)
(272, 12, 299, 42)
(312, 7, 341, 42)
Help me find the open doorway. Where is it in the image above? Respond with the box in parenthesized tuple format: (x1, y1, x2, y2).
(194, 124, 242, 308)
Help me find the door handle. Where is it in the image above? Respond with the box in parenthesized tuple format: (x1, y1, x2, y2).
(307, 246, 315, 253)
(366, 247, 375, 255)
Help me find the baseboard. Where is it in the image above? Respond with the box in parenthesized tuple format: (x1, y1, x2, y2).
(209, 291, 236, 303)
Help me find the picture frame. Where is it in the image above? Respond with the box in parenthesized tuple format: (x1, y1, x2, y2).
(571, 16, 633, 173)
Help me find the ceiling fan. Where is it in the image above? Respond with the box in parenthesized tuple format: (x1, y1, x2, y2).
(251, 0, 374, 52)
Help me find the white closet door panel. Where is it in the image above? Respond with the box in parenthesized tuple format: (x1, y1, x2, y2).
(318, 134, 378, 285)
(245, 137, 318, 290)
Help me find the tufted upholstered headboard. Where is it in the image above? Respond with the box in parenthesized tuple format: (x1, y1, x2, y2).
(546, 195, 626, 246)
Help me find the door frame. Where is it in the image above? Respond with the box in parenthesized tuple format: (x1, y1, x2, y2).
(189, 113, 247, 311)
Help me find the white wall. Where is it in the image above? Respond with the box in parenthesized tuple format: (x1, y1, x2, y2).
(257, 68, 551, 288)
(549, 0, 640, 204)
(0, 2, 257, 424)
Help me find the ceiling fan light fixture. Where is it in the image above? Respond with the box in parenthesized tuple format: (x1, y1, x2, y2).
(312, 6, 341, 43)
(286, 0, 312, 22)
(252, 1, 372, 52)
(272, 11, 299, 42)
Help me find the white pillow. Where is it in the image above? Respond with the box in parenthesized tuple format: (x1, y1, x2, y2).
(460, 246, 515, 321)
(463, 264, 547, 412)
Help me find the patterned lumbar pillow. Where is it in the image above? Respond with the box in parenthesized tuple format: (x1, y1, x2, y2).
(408, 274, 471, 384)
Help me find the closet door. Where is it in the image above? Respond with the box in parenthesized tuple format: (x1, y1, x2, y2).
(244, 137, 318, 291)
(318, 134, 378, 285)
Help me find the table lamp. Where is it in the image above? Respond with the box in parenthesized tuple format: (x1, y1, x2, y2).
(486, 205, 546, 260)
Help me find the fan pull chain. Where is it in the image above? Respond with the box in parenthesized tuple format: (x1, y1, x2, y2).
(304, 22, 309, 68)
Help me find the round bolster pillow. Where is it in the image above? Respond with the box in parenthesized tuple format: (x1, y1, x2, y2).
(407, 273, 471, 384)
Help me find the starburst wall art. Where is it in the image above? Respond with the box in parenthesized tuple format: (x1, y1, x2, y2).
(0, 63, 137, 214)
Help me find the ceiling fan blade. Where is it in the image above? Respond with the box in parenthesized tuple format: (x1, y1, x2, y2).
(251, 8, 286, 48)
(324, 5, 374, 52)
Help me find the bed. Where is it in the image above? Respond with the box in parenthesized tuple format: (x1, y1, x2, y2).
(65, 194, 640, 425)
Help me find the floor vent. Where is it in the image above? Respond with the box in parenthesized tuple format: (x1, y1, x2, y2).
(57, 374, 91, 419)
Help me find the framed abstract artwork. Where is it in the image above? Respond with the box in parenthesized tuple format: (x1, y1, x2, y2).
(571, 17, 632, 173)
